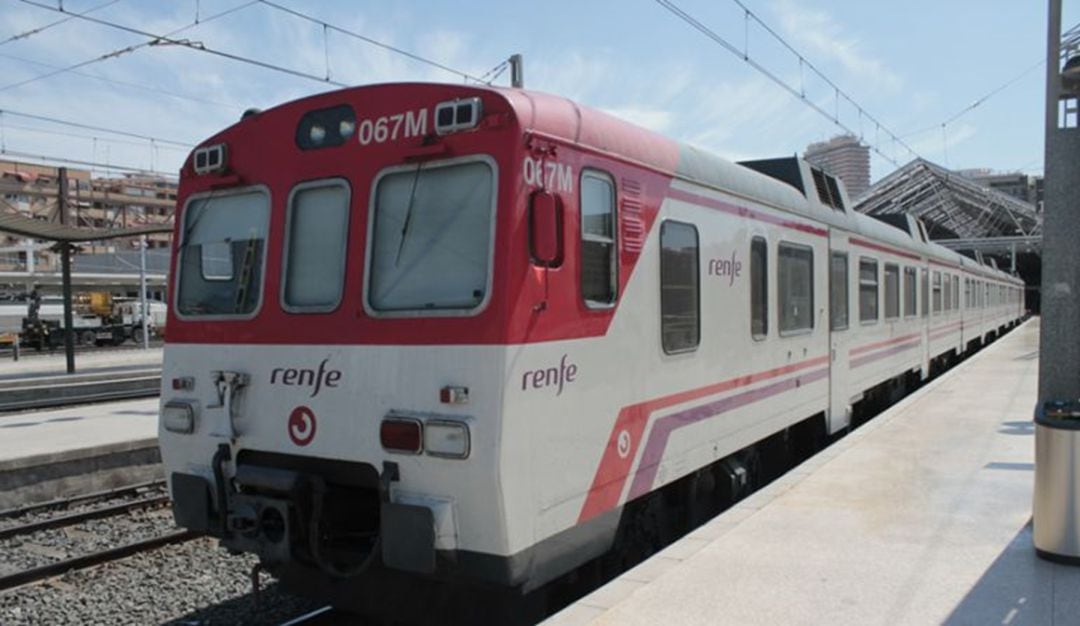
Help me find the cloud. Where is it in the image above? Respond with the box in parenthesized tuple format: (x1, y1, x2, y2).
(599, 106, 673, 133)
(770, 0, 902, 93)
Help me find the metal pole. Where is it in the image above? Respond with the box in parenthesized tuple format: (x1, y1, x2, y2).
(139, 235, 149, 350)
(1038, 0, 1080, 402)
(1033, 1, 1080, 565)
(57, 167, 75, 375)
(510, 54, 524, 88)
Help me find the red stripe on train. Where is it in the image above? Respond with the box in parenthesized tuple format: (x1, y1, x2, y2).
(577, 354, 829, 524)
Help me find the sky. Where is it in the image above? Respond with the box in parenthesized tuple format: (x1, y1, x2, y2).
(0, 0, 1072, 185)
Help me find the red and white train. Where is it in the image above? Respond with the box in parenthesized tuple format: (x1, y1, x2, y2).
(158, 82, 1025, 614)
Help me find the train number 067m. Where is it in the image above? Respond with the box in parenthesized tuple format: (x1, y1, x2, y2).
(523, 156, 573, 193)
(357, 109, 427, 146)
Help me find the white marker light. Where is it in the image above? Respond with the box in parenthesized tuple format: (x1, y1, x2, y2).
(339, 119, 356, 138)
(424, 420, 470, 459)
(309, 124, 327, 143)
(162, 400, 197, 434)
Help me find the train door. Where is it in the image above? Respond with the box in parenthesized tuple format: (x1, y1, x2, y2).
(920, 265, 930, 379)
(827, 230, 852, 434)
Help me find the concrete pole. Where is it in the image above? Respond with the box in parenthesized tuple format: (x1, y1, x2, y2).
(139, 235, 149, 350)
(1038, 0, 1080, 402)
(57, 168, 75, 375)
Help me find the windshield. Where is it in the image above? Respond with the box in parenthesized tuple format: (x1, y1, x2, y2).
(368, 159, 495, 312)
(176, 189, 269, 317)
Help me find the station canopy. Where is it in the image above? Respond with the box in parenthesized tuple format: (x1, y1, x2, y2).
(0, 211, 173, 242)
(854, 159, 1041, 240)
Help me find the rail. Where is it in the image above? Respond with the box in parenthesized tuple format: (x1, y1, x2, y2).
(0, 369, 160, 411)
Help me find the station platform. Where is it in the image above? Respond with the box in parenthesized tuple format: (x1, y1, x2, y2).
(0, 346, 161, 382)
(547, 319, 1079, 625)
(0, 397, 160, 509)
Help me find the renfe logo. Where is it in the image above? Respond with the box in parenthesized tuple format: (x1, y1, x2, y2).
(522, 354, 578, 396)
(288, 406, 317, 446)
(708, 250, 743, 286)
(270, 358, 342, 398)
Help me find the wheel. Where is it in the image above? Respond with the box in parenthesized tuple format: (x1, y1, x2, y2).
(80, 330, 95, 346)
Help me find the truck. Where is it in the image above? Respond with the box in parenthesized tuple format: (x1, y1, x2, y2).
(18, 290, 164, 350)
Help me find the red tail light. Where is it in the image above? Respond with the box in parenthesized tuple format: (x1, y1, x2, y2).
(380, 418, 422, 454)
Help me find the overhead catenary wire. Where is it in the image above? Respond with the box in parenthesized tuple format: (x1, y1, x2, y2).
(0, 0, 121, 46)
(1, 121, 190, 152)
(0, 51, 241, 109)
(0, 108, 192, 148)
(902, 58, 1047, 138)
(6, 0, 262, 93)
(14, 0, 347, 89)
(0, 148, 179, 178)
(255, 0, 487, 83)
(653, 0, 917, 168)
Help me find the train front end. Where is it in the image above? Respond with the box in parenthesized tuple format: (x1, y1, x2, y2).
(157, 84, 530, 603)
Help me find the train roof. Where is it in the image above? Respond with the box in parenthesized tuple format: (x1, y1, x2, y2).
(490, 85, 1020, 284)
(214, 82, 1021, 285)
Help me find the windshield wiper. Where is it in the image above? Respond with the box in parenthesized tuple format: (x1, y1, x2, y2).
(394, 162, 424, 267)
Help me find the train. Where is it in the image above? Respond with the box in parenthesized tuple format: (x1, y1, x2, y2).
(157, 82, 1026, 620)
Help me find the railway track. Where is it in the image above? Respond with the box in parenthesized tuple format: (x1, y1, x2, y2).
(0, 368, 161, 411)
(0, 480, 197, 592)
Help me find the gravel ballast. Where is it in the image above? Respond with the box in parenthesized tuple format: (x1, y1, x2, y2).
(0, 537, 323, 625)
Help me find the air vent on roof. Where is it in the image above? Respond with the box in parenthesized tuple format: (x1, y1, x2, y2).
(738, 157, 806, 195)
(825, 176, 845, 210)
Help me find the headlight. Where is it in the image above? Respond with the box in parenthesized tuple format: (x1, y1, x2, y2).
(162, 400, 197, 434)
(424, 420, 470, 459)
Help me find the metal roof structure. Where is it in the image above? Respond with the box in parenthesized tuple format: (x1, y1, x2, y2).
(855, 159, 1041, 241)
(0, 211, 173, 242)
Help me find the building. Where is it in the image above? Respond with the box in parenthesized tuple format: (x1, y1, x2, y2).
(0, 159, 175, 292)
(804, 134, 871, 200)
(957, 169, 1044, 213)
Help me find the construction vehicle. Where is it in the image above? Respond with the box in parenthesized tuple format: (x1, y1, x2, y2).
(19, 290, 162, 350)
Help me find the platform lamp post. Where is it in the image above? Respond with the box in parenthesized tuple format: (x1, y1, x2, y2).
(1033, 0, 1080, 565)
(139, 235, 149, 350)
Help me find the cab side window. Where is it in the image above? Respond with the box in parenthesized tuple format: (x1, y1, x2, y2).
(580, 171, 617, 307)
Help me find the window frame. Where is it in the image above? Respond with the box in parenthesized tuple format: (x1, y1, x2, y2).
(858, 257, 879, 324)
(921, 268, 929, 318)
(943, 272, 952, 311)
(932, 270, 942, 314)
(579, 169, 619, 310)
(750, 236, 769, 340)
(280, 177, 352, 314)
(659, 220, 700, 355)
(883, 263, 900, 320)
(173, 184, 272, 322)
(362, 154, 499, 319)
(829, 251, 849, 331)
(778, 241, 815, 336)
(903, 266, 917, 318)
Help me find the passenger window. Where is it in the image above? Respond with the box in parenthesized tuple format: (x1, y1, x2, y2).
(660, 221, 699, 354)
(953, 276, 960, 310)
(884, 264, 900, 319)
(779, 243, 814, 333)
(932, 271, 942, 313)
(829, 252, 848, 331)
(751, 237, 768, 339)
(581, 171, 617, 307)
(859, 258, 878, 322)
(283, 181, 350, 311)
(904, 267, 917, 317)
(943, 273, 952, 311)
(921, 269, 928, 317)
